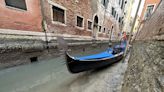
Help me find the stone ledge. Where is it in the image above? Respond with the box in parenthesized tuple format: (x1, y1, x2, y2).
(153, 34, 164, 41)
(0, 28, 110, 41)
(0, 36, 110, 54)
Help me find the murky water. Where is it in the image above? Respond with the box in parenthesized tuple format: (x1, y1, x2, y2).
(0, 45, 129, 92)
(0, 56, 78, 92)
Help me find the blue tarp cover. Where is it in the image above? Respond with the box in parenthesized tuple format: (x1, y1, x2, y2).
(75, 41, 127, 61)
(75, 48, 114, 60)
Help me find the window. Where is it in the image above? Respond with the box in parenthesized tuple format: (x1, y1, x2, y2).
(116, 14, 118, 20)
(102, 0, 105, 6)
(103, 28, 106, 33)
(114, 11, 116, 18)
(5, 0, 27, 10)
(101, 0, 109, 8)
(119, 0, 121, 5)
(87, 21, 92, 30)
(119, 17, 122, 23)
(115, 13, 118, 19)
(76, 16, 83, 27)
(108, 30, 110, 34)
(121, 0, 124, 9)
(52, 6, 65, 24)
(144, 5, 155, 20)
(99, 26, 102, 32)
(112, 7, 116, 17)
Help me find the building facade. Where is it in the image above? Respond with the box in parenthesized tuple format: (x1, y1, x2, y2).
(140, 0, 161, 21)
(0, 0, 127, 40)
(133, 0, 161, 34)
(41, 0, 126, 40)
(0, 0, 42, 32)
(123, 0, 134, 33)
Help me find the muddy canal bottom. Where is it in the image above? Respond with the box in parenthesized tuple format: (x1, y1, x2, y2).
(0, 47, 129, 92)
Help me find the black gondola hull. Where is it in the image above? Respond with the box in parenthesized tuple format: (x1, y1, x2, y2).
(65, 52, 124, 73)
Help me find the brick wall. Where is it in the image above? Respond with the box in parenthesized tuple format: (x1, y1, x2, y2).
(137, 0, 164, 40)
(42, 0, 93, 36)
(140, 0, 161, 21)
(0, 0, 42, 32)
(42, 0, 117, 39)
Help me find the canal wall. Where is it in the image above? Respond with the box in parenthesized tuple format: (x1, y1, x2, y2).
(0, 29, 115, 70)
(122, 41, 164, 92)
(122, 1, 164, 92)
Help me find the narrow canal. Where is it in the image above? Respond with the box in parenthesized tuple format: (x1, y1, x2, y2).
(0, 44, 129, 92)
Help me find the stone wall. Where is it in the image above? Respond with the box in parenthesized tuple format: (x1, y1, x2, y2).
(122, 41, 164, 92)
(122, 1, 164, 92)
(0, 31, 110, 69)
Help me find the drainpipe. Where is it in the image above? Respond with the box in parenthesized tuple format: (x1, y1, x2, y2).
(124, 0, 142, 56)
(40, 0, 49, 51)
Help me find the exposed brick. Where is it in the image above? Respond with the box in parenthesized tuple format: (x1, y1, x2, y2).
(0, 0, 42, 32)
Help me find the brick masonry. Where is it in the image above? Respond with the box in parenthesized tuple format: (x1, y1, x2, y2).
(140, 0, 161, 21)
(41, 0, 120, 39)
(0, 0, 42, 32)
(0, 0, 121, 39)
(137, 0, 164, 40)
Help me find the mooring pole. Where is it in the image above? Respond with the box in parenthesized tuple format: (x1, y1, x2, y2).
(124, 0, 142, 56)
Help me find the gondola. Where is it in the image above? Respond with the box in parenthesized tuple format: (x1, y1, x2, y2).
(65, 44, 126, 73)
